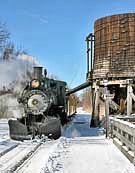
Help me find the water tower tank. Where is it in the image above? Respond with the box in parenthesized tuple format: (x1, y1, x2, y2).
(93, 13, 135, 79)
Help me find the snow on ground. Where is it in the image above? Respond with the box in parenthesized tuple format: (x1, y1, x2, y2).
(56, 139, 135, 173)
(0, 108, 134, 173)
(44, 108, 135, 173)
(63, 108, 104, 138)
(0, 119, 9, 141)
(17, 139, 68, 173)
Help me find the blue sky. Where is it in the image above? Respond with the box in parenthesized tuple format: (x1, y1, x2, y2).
(0, 0, 135, 88)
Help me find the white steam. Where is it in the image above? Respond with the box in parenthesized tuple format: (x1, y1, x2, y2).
(0, 53, 40, 118)
(0, 94, 24, 118)
(0, 54, 39, 90)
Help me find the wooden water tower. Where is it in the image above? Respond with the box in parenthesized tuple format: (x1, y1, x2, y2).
(87, 13, 135, 126)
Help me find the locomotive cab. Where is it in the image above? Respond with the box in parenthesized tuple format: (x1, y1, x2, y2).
(8, 67, 68, 141)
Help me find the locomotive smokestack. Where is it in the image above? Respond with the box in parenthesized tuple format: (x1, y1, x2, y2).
(33, 67, 43, 79)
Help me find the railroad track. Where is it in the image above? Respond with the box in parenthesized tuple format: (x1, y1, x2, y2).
(0, 119, 69, 173)
(0, 119, 9, 141)
(0, 138, 61, 173)
(0, 140, 39, 172)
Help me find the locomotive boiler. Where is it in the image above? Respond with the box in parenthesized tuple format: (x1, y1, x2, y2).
(8, 67, 68, 141)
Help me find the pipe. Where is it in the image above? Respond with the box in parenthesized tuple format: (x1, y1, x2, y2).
(90, 35, 93, 71)
(86, 37, 90, 73)
(66, 81, 92, 96)
(86, 33, 95, 80)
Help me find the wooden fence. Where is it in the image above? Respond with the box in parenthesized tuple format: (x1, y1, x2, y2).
(109, 117, 135, 163)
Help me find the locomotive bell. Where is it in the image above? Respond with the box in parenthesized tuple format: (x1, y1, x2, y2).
(44, 69, 47, 78)
(34, 67, 43, 79)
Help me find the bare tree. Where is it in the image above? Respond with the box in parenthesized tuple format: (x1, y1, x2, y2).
(3, 42, 14, 60)
(0, 22, 10, 51)
(81, 87, 92, 113)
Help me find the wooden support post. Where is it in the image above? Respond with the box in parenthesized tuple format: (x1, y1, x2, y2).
(130, 92, 135, 102)
(94, 85, 99, 125)
(91, 86, 95, 114)
(103, 80, 109, 137)
(105, 87, 109, 138)
(91, 84, 100, 127)
(133, 136, 135, 166)
(127, 83, 133, 116)
(67, 99, 70, 116)
(119, 98, 126, 114)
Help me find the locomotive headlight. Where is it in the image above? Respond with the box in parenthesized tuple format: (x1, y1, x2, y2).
(31, 79, 40, 88)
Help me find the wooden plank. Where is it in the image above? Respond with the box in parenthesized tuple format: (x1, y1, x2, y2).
(113, 120, 135, 136)
(113, 130, 134, 151)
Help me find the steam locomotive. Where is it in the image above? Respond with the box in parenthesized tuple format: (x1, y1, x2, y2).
(8, 67, 70, 141)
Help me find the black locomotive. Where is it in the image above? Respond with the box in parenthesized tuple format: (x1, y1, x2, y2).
(8, 67, 68, 141)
